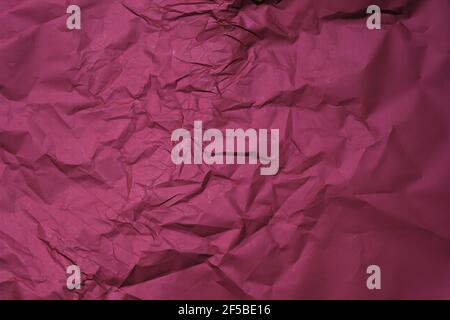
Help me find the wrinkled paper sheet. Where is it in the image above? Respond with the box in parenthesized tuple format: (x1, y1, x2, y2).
(0, 0, 449, 299)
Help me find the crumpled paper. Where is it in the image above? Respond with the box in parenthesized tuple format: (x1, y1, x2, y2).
(0, 0, 449, 299)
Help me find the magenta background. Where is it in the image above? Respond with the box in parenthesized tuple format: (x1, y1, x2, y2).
(0, 0, 449, 299)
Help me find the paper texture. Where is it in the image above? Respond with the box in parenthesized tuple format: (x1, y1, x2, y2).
(0, 0, 449, 299)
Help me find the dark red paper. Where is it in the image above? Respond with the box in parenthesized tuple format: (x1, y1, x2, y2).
(0, 0, 449, 299)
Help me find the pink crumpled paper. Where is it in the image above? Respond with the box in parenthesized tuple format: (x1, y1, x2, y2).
(0, 0, 449, 299)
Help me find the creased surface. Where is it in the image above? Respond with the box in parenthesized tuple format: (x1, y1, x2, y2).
(0, 0, 449, 299)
